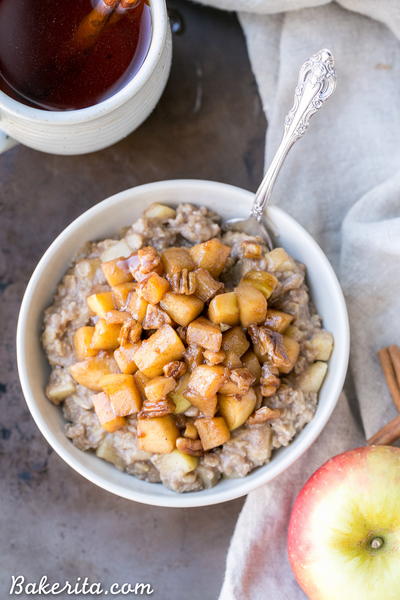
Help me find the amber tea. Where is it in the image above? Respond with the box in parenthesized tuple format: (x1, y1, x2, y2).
(0, 0, 152, 110)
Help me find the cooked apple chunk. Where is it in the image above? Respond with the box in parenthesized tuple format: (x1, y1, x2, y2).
(91, 319, 121, 351)
(187, 365, 228, 399)
(134, 371, 150, 400)
(189, 238, 231, 277)
(69, 355, 119, 391)
(222, 326, 250, 357)
(235, 283, 267, 328)
(73, 326, 97, 359)
(161, 247, 195, 275)
(279, 336, 300, 374)
(169, 373, 192, 414)
(158, 449, 198, 476)
(160, 292, 204, 327)
(112, 282, 136, 309)
(306, 330, 334, 361)
(219, 388, 257, 430)
(241, 270, 278, 299)
(145, 376, 177, 403)
(266, 247, 297, 272)
(114, 343, 139, 374)
(101, 373, 142, 416)
(138, 272, 170, 304)
(194, 268, 224, 302)
(133, 324, 185, 378)
(208, 292, 240, 326)
(241, 350, 262, 382)
(194, 417, 230, 450)
(87, 292, 115, 317)
(96, 438, 125, 468)
(186, 393, 218, 418)
(92, 392, 126, 432)
(137, 415, 179, 454)
(264, 309, 294, 333)
(298, 361, 328, 392)
(223, 351, 242, 369)
(127, 290, 148, 322)
(184, 422, 199, 439)
(186, 317, 222, 352)
(144, 202, 176, 221)
(101, 256, 133, 287)
(203, 350, 226, 365)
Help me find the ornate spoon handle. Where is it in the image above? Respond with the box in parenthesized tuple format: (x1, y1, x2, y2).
(251, 48, 336, 221)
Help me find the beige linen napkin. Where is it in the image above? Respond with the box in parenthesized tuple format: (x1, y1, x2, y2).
(194, 0, 400, 597)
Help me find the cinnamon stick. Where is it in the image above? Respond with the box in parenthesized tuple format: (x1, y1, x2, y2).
(378, 347, 400, 412)
(368, 414, 400, 445)
(388, 345, 400, 389)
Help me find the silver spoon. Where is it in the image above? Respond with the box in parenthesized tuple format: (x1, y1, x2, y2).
(224, 48, 337, 249)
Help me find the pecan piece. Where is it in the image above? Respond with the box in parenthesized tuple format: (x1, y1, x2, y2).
(176, 436, 203, 456)
(163, 360, 187, 379)
(127, 246, 163, 282)
(142, 304, 172, 330)
(139, 398, 175, 418)
(260, 362, 281, 397)
(248, 325, 291, 371)
(230, 368, 256, 395)
(167, 269, 197, 295)
(247, 406, 282, 425)
(118, 318, 142, 346)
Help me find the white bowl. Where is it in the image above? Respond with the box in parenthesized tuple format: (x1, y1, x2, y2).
(17, 180, 349, 507)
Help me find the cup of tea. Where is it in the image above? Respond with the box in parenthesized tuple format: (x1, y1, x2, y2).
(0, 0, 171, 155)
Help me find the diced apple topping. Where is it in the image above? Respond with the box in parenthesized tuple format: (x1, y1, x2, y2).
(87, 292, 115, 317)
(91, 319, 121, 351)
(298, 361, 328, 392)
(219, 388, 257, 430)
(69, 355, 119, 391)
(92, 392, 126, 432)
(221, 326, 250, 357)
(186, 317, 222, 352)
(241, 270, 278, 299)
(73, 326, 97, 360)
(144, 376, 177, 403)
(235, 283, 267, 328)
(305, 331, 334, 361)
(101, 373, 142, 416)
(112, 282, 136, 309)
(57, 234, 332, 470)
(114, 343, 139, 374)
(208, 292, 240, 326)
(157, 449, 198, 476)
(194, 417, 231, 450)
(160, 292, 204, 327)
(137, 415, 179, 454)
(264, 309, 294, 333)
(161, 247, 195, 275)
(144, 203, 176, 221)
(102, 256, 133, 287)
(133, 324, 185, 378)
(138, 272, 170, 304)
(189, 238, 231, 278)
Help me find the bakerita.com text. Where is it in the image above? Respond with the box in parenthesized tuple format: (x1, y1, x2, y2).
(9, 576, 154, 596)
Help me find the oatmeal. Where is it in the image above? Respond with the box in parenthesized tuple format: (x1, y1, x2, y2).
(42, 202, 333, 493)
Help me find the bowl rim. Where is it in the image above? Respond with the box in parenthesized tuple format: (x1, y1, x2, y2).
(16, 179, 350, 507)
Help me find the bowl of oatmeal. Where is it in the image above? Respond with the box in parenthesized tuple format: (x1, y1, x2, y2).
(17, 180, 349, 507)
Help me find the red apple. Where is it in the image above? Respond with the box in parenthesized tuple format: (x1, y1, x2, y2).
(288, 446, 400, 600)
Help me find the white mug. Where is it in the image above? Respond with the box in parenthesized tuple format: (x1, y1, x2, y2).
(0, 0, 171, 155)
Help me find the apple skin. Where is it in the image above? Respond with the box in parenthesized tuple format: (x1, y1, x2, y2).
(288, 446, 400, 600)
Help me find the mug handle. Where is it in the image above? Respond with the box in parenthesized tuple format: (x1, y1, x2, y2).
(0, 128, 18, 153)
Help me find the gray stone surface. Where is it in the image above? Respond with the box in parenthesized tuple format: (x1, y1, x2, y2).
(0, 2, 266, 598)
